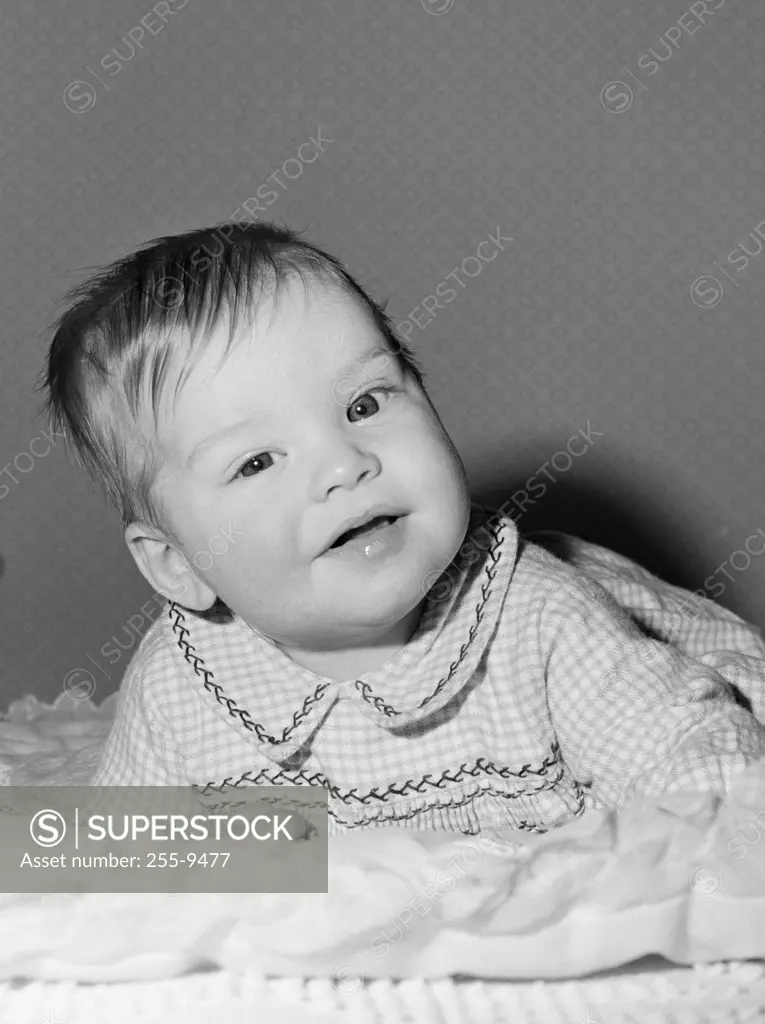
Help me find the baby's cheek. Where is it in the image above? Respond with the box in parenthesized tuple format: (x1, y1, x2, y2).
(415, 435, 470, 520)
(401, 422, 454, 483)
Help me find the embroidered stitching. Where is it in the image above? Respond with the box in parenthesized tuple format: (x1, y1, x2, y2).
(326, 781, 583, 833)
(198, 745, 563, 806)
(169, 604, 332, 746)
(354, 518, 507, 717)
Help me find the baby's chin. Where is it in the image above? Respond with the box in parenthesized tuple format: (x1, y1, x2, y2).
(229, 503, 470, 638)
(298, 554, 440, 639)
(334, 578, 427, 625)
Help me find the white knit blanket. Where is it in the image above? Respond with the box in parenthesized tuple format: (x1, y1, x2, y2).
(1, 691, 765, 1024)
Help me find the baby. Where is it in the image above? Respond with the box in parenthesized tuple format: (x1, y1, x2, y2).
(41, 222, 765, 837)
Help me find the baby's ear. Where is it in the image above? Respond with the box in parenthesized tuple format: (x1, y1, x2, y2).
(124, 522, 217, 611)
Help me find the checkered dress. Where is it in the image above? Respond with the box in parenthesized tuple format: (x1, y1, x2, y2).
(92, 506, 765, 836)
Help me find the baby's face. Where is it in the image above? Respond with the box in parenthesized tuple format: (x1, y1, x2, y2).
(153, 276, 471, 649)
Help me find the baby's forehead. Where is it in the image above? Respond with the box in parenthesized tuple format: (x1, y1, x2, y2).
(153, 281, 394, 402)
(271, 274, 377, 332)
(228, 278, 389, 362)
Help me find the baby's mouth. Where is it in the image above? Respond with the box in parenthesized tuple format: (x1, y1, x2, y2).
(329, 515, 400, 549)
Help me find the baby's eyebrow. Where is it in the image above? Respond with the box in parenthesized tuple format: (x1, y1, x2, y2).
(186, 414, 267, 470)
(341, 345, 396, 375)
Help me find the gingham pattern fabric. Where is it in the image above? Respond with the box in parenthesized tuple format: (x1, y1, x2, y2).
(92, 506, 765, 836)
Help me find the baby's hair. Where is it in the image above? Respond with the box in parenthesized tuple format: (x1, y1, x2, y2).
(37, 221, 426, 540)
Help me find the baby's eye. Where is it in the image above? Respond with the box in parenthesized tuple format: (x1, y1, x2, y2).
(234, 453, 274, 480)
(347, 387, 393, 423)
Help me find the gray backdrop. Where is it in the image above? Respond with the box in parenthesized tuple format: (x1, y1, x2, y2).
(2, 0, 764, 708)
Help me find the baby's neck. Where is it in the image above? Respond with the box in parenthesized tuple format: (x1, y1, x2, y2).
(277, 602, 425, 683)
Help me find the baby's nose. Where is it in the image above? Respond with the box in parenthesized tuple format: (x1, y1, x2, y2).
(311, 445, 381, 502)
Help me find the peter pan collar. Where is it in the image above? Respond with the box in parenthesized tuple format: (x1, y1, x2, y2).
(164, 505, 520, 764)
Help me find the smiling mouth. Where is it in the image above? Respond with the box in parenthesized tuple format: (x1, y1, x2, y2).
(329, 515, 400, 549)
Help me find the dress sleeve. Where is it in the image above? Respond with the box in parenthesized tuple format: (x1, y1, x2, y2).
(90, 659, 187, 787)
(541, 570, 765, 808)
(528, 529, 765, 724)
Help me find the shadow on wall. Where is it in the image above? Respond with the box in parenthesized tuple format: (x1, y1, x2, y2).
(475, 474, 701, 598)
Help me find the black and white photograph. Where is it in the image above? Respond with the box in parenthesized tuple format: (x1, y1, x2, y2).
(1, 1, 765, 1020)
